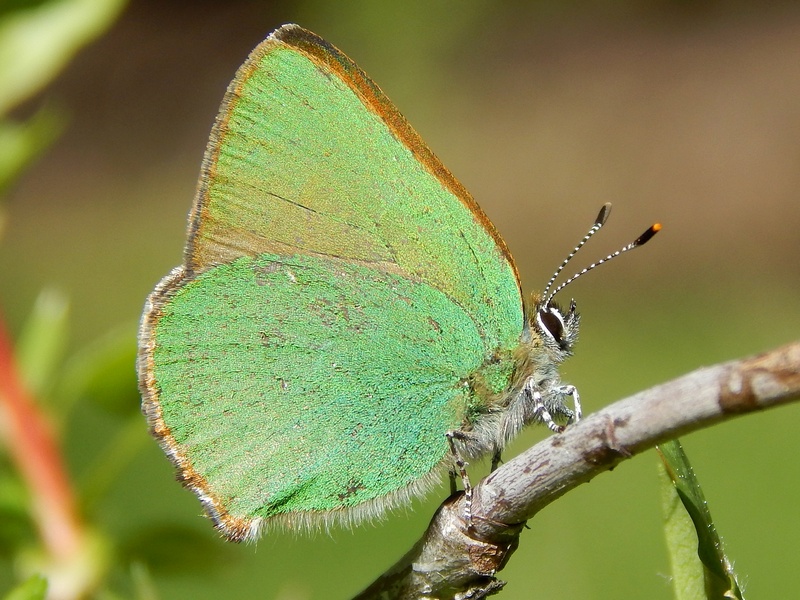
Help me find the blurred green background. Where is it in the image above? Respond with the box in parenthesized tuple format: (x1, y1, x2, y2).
(2, 0, 799, 598)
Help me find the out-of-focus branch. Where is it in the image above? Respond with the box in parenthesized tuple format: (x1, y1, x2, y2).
(0, 314, 98, 600)
(0, 315, 82, 559)
(354, 341, 800, 599)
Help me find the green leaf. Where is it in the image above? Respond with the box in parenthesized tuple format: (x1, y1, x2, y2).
(78, 413, 149, 514)
(0, 0, 127, 116)
(2, 574, 47, 600)
(0, 465, 36, 556)
(58, 324, 139, 416)
(130, 561, 159, 600)
(658, 439, 745, 600)
(0, 106, 64, 196)
(658, 447, 705, 600)
(16, 529, 111, 600)
(15, 288, 69, 400)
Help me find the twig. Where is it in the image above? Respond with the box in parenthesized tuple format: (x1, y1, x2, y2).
(0, 315, 83, 559)
(0, 313, 91, 600)
(354, 341, 800, 599)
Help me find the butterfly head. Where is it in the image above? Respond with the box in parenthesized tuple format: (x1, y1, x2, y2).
(533, 298, 580, 358)
(527, 203, 660, 360)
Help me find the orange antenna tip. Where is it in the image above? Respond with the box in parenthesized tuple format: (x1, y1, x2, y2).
(633, 223, 662, 247)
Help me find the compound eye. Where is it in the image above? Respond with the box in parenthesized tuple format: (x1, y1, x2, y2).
(537, 307, 565, 345)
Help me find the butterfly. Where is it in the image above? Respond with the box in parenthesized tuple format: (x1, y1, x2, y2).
(137, 24, 659, 542)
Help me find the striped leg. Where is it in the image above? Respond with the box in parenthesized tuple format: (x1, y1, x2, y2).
(524, 379, 582, 432)
(558, 384, 582, 423)
(446, 430, 473, 527)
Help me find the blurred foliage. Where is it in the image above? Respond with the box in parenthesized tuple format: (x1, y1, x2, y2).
(1, 290, 233, 597)
(3, 575, 47, 600)
(14, 288, 69, 399)
(0, 107, 63, 197)
(0, 0, 125, 115)
(1, 1, 799, 599)
(0, 0, 125, 196)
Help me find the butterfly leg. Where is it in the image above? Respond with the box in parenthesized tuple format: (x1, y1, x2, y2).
(556, 384, 581, 423)
(446, 430, 473, 527)
(524, 378, 564, 433)
(490, 449, 503, 472)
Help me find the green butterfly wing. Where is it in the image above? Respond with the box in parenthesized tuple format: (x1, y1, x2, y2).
(138, 24, 524, 541)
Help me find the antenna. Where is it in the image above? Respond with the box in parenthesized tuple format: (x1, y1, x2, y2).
(542, 205, 661, 308)
(541, 203, 612, 301)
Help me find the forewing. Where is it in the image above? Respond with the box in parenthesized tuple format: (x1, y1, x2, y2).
(188, 24, 523, 351)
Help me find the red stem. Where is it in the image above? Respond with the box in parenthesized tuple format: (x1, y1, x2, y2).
(0, 313, 83, 560)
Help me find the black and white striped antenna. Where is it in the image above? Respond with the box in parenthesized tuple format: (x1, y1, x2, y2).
(541, 203, 661, 308)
